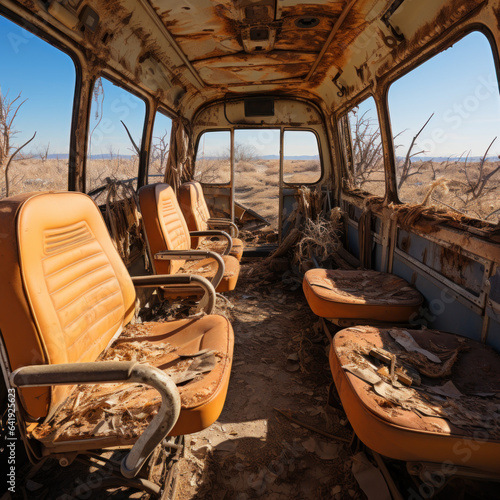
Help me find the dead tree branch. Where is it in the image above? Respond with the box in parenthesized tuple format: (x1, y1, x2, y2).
(464, 137, 499, 200)
(1, 88, 36, 197)
(121, 120, 140, 156)
(151, 130, 169, 176)
(398, 113, 434, 189)
(350, 109, 384, 187)
(5, 131, 36, 196)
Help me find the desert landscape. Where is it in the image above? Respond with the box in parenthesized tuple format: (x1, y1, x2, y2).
(1, 152, 498, 226)
(357, 158, 500, 222)
(195, 157, 322, 229)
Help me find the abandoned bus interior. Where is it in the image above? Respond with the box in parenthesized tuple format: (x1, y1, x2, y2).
(0, 0, 500, 498)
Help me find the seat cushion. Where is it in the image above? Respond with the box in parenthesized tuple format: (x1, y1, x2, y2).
(303, 269, 423, 322)
(179, 255, 240, 292)
(198, 237, 244, 261)
(229, 237, 244, 261)
(31, 314, 234, 448)
(330, 325, 500, 473)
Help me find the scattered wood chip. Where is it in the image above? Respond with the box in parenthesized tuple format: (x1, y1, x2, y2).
(389, 329, 441, 363)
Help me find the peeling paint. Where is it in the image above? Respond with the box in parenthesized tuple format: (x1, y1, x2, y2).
(12, 0, 495, 117)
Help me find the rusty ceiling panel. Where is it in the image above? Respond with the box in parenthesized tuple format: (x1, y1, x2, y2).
(148, 0, 374, 87)
(195, 65, 311, 85)
(8, 0, 496, 118)
(194, 52, 317, 68)
(276, 16, 336, 51)
(150, 0, 241, 61)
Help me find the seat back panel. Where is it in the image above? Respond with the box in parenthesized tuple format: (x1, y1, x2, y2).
(139, 184, 192, 275)
(159, 197, 190, 250)
(0, 192, 136, 419)
(179, 181, 210, 232)
(0, 194, 49, 419)
(178, 181, 211, 248)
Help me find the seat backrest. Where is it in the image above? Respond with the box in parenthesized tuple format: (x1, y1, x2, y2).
(0, 192, 136, 420)
(178, 181, 210, 232)
(138, 183, 191, 275)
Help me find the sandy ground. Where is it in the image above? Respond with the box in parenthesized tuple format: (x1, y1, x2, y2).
(174, 264, 363, 500)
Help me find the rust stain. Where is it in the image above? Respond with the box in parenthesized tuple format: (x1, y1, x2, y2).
(280, 2, 344, 19)
(308, 9, 368, 87)
(400, 235, 411, 253)
(410, 272, 417, 286)
(439, 244, 470, 287)
(494, 7, 500, 30)
(16, 0, 493, 131)
(151, 0, 369, 88)
(378, 0, 486, 77)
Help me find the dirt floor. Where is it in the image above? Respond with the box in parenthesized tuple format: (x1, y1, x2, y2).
(174, 263, 364, 500)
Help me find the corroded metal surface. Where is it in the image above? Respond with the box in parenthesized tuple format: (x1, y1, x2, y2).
(5, 0, 496, 119)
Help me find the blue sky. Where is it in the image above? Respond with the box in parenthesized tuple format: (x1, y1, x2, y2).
(388, 31, 500, 158)
(88, 77, 146, 157)
(0, 16, 76, 154)
(0, 15, 499, 159)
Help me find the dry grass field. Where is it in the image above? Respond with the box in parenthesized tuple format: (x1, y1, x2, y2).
(2, 158, 70, 196)
(195, 158, 321, 228)
(2, 156, 498, 225)
(360, 159, 500, 222)
(1, 157, 155, 198)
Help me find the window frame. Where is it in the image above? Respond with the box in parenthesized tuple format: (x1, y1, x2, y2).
(384, 25, 500, 210)
(0, 5, 82, 193)
(335, 25, 500, 208)
(194, 126, 324, 187)
(337, 95, 387, 199)
(282, 127, 324, 186)
(193, 128, 233, 186)
(147, 106, 174, 185)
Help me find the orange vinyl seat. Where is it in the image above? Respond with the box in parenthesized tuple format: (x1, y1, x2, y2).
(0, 191, 234, 478)
(303, 269, 423, 323)
(178, 180, 244, 261)
(139, 183, 240, 293)
(330, 325, 500, 474)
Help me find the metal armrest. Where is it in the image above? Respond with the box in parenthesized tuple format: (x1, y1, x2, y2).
(132, 274, 216, 314)
(190, 230, 232, 255)
(10, 361, 181, 479)
(154, 250, 225, 289)
(207, 219, 239, 238)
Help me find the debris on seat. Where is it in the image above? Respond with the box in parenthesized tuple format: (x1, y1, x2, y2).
(31, 321, 228, 444)
(331, 325, 500, 472)
(389, 329, 442, 363)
